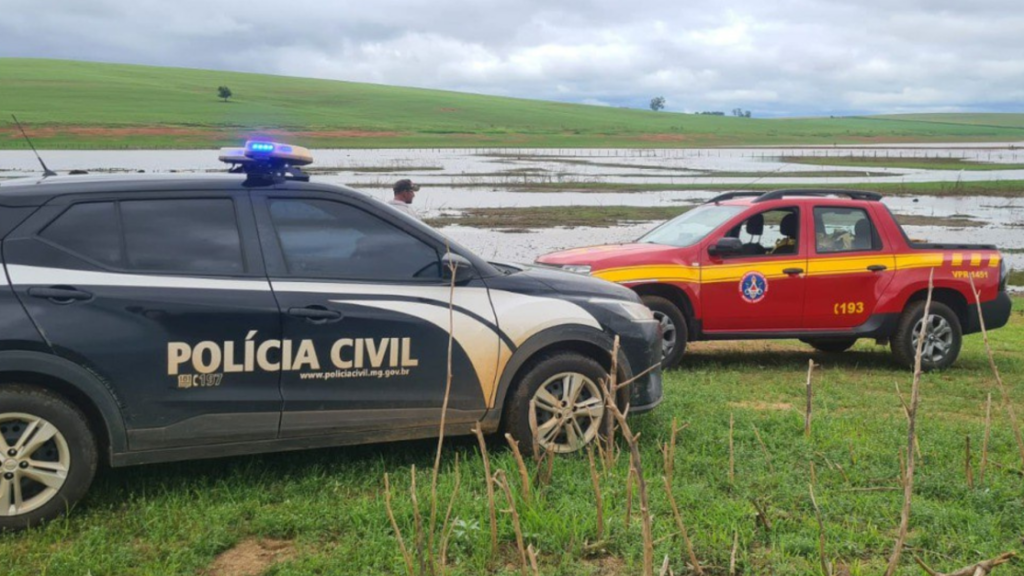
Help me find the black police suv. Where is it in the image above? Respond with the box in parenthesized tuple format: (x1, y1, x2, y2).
(0, 144, 661, 529)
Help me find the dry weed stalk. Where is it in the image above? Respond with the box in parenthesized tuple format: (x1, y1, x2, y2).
(805, 359, 817, 438)
(913, 552, 1017, 576)
(883, 268, 933, 576)
(587, 445, 605, 541)
(751, 423, 775, 474)
(427, 250, 460, 561)
(494, 470, 529, 576)
(527, 545, 540, 576)
(895, 381, 923, 459)
(659, 555, 673, 576)
(505, 433, 532, 503)
(410, 465, 427, 576)
(438, 454, 462, 571)
(965, 435, 974, 489)
(604, 339, 655, 576)
(662, 474, 703, 575)
(471, 424, 498, 556)
(383, 473, 415, 576)
(809, 483, 832, 576)
(624, 463, 635, 529)
(968, 275, 1024, 471)
(729, 413, 735, 486)
(729, 530, 739, 576)
(981, 393, 993, 484)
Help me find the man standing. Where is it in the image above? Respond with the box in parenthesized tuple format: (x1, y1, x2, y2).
(389, 179, 421, 219)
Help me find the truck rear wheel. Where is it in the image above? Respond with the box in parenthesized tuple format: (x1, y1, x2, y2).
(640, 295, 688, 370)
(890, 301, 962, 371)
(0, 385, 98, 531)
(802, 338, 857, 353)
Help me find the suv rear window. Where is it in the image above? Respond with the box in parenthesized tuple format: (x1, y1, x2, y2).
(40, 198, 245, 275)
(40, 202, 122, 267)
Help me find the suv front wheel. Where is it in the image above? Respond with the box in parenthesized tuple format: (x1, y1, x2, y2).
(890, 301, 963, 371)
(0, 385, 98, 531)
(504, 352, 608, 456)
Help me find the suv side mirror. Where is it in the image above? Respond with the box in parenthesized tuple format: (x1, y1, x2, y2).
(708, 237, 743, 257)
(441, 253, 476, 283)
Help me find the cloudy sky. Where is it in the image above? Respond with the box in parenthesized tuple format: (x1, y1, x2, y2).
(3, 0, 1023, 117)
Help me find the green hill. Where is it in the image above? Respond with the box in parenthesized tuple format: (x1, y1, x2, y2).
(2, 58, 1024, 149)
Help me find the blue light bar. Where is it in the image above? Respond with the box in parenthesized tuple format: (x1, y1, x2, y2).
(247, 141, 276, 154)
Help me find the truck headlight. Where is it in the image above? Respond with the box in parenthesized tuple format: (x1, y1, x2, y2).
(562, 264, 592, 275)
(588, 298, 655, 321)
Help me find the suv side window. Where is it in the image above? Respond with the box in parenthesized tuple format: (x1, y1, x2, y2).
(268, 198, 441, 280)
(39, 202, 122, 267)
(121, 199, 245, 274)
(814, 207, 880, 253)
(724, 207, 800, 256)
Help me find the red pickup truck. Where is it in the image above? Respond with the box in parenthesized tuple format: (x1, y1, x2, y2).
(537, 189, 1012, 371)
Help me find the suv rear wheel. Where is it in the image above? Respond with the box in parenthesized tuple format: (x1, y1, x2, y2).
(890, 301, 963, 371)
(504, 352, 607, 456)
(640, 295, 688, 370)
(0, 385, 98, 531)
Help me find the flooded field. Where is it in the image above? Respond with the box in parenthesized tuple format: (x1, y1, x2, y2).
(1, 145, 1022, 269)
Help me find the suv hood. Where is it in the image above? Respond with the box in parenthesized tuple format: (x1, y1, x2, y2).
(485, 263, 641, 303)
(537, 243, 688, 271)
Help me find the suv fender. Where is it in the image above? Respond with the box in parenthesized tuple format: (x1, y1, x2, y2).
(478, 324, 630, 432)
(0, 350, 127, 460)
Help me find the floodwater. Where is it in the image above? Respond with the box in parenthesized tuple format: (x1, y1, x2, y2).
(1, 146, 1022, 268)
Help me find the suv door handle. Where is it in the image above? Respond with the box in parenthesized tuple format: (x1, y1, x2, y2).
(782, 268, 804, 275)
(867, 265, 888, 272)
(288, 306, 343, 323)
(28, 286, 93, 304)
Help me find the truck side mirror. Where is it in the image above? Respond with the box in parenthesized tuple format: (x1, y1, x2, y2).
(708, 237, 743, 257)
(441, 253, 476, 283)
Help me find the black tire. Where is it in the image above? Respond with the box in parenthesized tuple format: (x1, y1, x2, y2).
(641, 295, 688, 370)
(802, 338, 858, 353)
(503, 352, 608, 457)
(0, 385, 98, 531)
(890, 301, 963, 371)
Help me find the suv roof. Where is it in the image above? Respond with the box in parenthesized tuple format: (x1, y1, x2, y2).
(0, 173, 343, 207)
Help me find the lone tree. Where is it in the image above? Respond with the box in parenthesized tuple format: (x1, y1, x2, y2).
(217, 86, 233, 103)
(649, 96, 666, 111)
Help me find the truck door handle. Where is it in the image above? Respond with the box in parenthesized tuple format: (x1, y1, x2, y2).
(28, 286, 93, 304)
(288, 306, 343, 323)
(783, 268, 804, 275)
(867, 265, 888, 272)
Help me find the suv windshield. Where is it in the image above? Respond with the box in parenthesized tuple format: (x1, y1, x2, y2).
(640, 205, 746, 247)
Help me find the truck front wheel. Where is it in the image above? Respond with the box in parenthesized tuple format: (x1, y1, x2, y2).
(890, 301, 963, 371)
(641, 295, 688, 370)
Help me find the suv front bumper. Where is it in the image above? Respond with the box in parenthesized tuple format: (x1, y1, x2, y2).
(619, 318, 663, 413)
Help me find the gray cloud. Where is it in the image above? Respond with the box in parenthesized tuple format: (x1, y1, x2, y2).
(3, 0, 1022, 116)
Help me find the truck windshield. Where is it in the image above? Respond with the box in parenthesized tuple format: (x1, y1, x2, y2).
(639, 205, 746, 247)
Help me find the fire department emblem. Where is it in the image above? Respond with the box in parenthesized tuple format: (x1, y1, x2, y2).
(739, 272, 768, 303)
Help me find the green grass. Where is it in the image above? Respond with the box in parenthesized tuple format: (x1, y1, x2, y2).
(4, 59, 1024, 149)
(780, 156, 1024, 171)
(2, 300, 1022, 575)
(353, 178, 1024, 197)
(424, 206, 692, 229)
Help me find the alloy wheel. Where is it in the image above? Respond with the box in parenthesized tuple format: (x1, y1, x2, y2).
(0, 413, 70, 517)
(529, 372, 604, 453)
(911, 313, 955, 365)
(652, 311, 677, 358)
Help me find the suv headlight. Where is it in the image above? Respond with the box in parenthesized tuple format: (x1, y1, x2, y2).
(561, 264, 592, 275)
(588, 297, 654, 321)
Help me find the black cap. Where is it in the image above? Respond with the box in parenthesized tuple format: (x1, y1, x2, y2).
(393, 179, 420, 193)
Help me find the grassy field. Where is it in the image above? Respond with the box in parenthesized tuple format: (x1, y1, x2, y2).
(3, 59, 1024, 149)
(351, 178, 1024, 197)
(1, 299, 1021, 575)
(425, 206, 693, 229)
(780, 156, 1024, 171)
